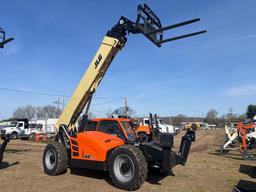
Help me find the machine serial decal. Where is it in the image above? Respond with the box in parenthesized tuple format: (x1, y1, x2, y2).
(94, 54, 102, 69)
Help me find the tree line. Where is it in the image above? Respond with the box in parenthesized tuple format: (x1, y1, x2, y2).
(7, 104, 256, 125)
(171, 104, 256, 127)
(12, 105, 62, 120)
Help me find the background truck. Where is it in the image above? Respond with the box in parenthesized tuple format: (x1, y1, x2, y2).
(18, 118, 58, 140)
(141, 117, 179, 133)
(135, 114, 179, 141)
(0, 119, 28, 139)
(19, 122, 42, 140)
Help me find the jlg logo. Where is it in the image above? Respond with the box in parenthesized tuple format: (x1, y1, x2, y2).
(94, 54, 102, 69)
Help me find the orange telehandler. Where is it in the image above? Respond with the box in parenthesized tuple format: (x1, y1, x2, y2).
(42, 4, 205, 190)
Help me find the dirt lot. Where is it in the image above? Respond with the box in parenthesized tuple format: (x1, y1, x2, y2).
(0, 129, 256, 192)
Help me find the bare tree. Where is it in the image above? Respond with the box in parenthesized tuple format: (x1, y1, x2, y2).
(172, 114, 186, 126)
(13, 105, 36, 120)
(36, 106, 45, 119)
(41, 105, 62, 119)
(111, 106, 136, 117)
(13, 105, 62, 120)
(205, 109, 218, 124)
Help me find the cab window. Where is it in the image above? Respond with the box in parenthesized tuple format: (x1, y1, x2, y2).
(145, 120, 150, 125)
(18, 123, 23, 127)
(85, 121, 98, 131)
(98, 120, 125, 140)
(37, 124, 43, 131)
(121, 121, 136, 141)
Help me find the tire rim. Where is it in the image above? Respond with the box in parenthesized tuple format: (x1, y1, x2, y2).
(30, 134, 35, 140)
(113, 154, 135, 183)
(12, 133, 17, 139)
(45, 149, 57, 170)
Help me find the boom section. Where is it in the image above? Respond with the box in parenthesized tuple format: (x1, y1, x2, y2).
(56, 36, 125, 130)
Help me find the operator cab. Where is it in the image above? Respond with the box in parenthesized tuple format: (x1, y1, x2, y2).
(82, 118, 137, 142)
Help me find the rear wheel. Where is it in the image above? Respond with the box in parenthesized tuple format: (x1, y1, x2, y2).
(43, 142, 68, 175)
(109, 145, 148, 190)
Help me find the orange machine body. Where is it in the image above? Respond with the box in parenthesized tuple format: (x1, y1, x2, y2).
(134, 125, 151, 136)
(237, 122, 255, 151)
(70, 118, 134, 162)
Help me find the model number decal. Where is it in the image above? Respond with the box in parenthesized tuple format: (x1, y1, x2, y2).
(94, 54, 102, 69)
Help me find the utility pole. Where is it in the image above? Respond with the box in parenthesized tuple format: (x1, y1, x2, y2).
(124, 97, 128, 117)
(62, 98, 65, 110)
(53, 98, 61, 111)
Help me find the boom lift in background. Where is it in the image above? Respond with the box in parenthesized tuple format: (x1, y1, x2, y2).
(237, 122, 256, 160)
(218, 121, 256, 160)
(42, 4, 206, 190)
(0, 27, 14, 48)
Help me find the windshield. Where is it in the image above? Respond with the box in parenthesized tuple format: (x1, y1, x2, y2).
(159, 119, 165, 124)
(85, 121, 98, 131)
(10, 122, 17, 127)
(28, 123, 37, 128)
(121, 121, 136, 141)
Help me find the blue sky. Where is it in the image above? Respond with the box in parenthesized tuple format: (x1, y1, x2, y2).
(0, 0, 256, 119)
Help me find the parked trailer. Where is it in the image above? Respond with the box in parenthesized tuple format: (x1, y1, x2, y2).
(36, 118, 58, 138)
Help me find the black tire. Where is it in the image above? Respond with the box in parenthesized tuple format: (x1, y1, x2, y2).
(138, 132, 149, 142)
(42, 142, 68, 175)
(108, 145, 148, 191)
(29, 133, 36, 140)
(10, 132, 18, 140)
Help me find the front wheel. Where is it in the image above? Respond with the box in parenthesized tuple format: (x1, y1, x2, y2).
(29, 133, 36, 140)
(10, 132, 18, 140)
(108, 145, 148, 191)
(42, 142, 68, 175)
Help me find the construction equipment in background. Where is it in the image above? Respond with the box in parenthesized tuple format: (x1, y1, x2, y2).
(0, 134, 10, 167)
(0, 27, 14, 48)
(42, 4, 205, 190)
(0, 27, 14, 168)
(237, 122, 256, 160)
(135, 113, 179, 142)
(184, 122, 200, 131)
(217, 121, 256, 160)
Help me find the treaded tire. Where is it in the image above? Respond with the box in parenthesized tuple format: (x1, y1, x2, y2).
(10, 132, 18, 140)
(29, 133, 36, 140)
(43, 142, 68, 175)
(108, 145, 148, 191)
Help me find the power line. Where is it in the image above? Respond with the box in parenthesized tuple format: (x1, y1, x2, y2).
(0, 87, 123, 100)
(92, 98, 123, 105)
(0, 87, 70, 97)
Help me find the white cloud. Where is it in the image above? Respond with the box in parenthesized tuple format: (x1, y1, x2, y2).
(227, 33, 256, 42)
(224, 85, 256, 96)
(131, 91, 149, 102)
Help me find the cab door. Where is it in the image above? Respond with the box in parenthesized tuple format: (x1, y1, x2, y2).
(97, 120, 126, 140)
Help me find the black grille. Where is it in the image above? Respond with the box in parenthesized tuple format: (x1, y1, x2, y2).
(1, 130, 6, 136)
